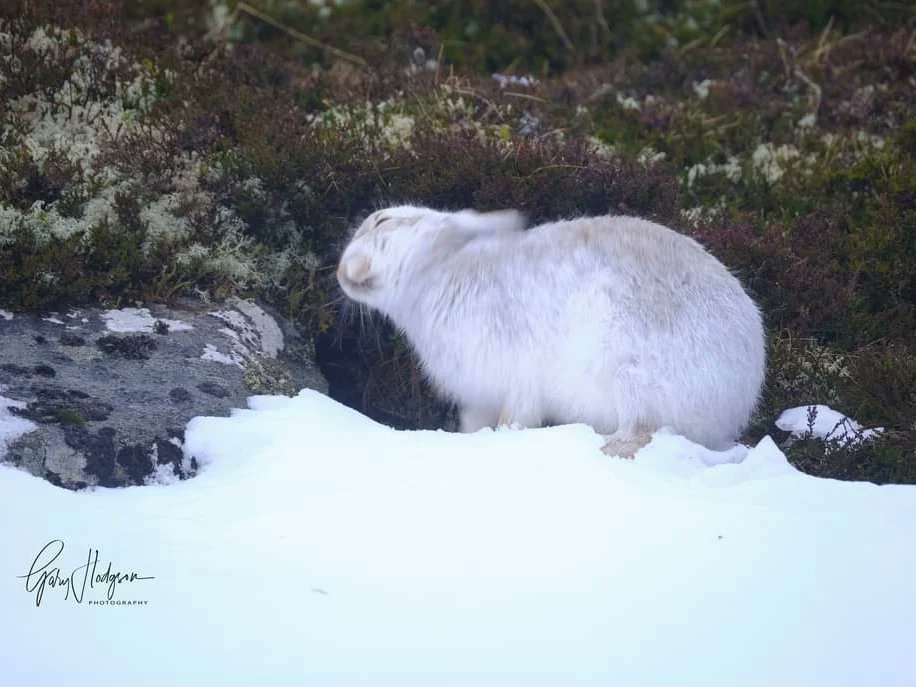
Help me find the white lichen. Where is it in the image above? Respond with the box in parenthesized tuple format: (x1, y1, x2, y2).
(210, 299, 284, 361)
(201, 342, 245, 368)
(681, 198, 726, 227)
(616, 93, 641, 111)
(102, 307, 193, 333)
(0, 24, 176, 252)
(588, 136, 617, 160)
(685, 156, 742, 189)
(140, 193, 193, 251)
(637, 147, 666, 167)
(797, 112, 817, 129)
(751, 143, 800, 184)
(692, 79, 712, 100)
(492, 74, 538, 89)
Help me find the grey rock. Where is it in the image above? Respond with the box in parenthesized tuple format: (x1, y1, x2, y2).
(196, 381, 230, 398)
(59, 333, 87, 346)
(33, 364, 57, 377)
(0, 299, 327, 489)
(169, 387, 192, 404)
(96, 333, 157, 359)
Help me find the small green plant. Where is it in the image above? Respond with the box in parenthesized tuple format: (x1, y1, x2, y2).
(53, 408, 86, 428)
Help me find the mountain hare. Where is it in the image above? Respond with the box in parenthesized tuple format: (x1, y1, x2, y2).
(337, 206, 765, 456)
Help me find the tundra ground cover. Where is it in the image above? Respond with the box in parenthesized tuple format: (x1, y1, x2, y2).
(1, 1, 914, 481)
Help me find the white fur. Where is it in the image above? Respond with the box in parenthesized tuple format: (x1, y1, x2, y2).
(337, 206, 765, 451)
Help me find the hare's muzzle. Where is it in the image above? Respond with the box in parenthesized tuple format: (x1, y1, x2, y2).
(337, 255, 375, 295)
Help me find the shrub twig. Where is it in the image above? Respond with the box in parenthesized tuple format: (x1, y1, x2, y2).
(210, 1, 367, 67)
(531, 0, 576, 55)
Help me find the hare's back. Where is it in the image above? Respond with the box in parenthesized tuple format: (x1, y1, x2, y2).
(539, 216, 736, 292)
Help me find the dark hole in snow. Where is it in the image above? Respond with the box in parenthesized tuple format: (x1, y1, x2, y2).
(314, 319, 454, 432)
(117, 444, 155, 483)
(66, 427, 118, 488)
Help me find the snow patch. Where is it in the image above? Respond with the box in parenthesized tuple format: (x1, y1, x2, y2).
(0, 394, 36, 461)
(102, 307, 193, 333)
(0, 309, 13, 320)
(143, 443, 182, 486)
(777, 405, 882, 446)
(2, 391, 914, 684)
(145, 462, 179, 486)
(41, 316, 64, 325)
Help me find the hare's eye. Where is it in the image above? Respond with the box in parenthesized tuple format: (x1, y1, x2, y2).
(374, 215, 392, 228)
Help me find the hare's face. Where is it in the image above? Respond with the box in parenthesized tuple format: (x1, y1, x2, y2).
(337, 206, 444, 309)
(337, 205, 525, 312)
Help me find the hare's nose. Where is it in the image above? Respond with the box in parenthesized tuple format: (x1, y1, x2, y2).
(337, 255, 373, 286)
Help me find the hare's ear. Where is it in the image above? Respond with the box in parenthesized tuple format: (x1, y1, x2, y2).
(446, 209, 526, 236)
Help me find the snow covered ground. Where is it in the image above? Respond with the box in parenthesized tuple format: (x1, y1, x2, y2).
(1, 390, 915, 686)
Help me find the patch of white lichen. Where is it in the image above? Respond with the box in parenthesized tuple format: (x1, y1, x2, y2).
(0, 21, 318, 293)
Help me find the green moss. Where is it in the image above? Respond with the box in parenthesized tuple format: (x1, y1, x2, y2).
(53, 408, 86, 428)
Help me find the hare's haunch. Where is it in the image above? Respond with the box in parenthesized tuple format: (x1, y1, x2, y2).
(338, 206, 765, 455)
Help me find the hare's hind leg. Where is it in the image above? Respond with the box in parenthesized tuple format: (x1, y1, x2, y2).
(496, 394, 543, 429)
(600, 430, 652, 459)
(459, 405, 500, 433)
(459, 398, 541, 432)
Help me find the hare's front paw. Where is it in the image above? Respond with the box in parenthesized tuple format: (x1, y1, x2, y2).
(601, 431, 652, 459)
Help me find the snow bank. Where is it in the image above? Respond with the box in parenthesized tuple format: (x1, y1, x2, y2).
(1, 390, 914, 686)
(0, 394, 35, 461)
(777, 404, 883, 445)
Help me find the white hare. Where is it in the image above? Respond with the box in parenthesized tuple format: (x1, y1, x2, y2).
(337, 205, 765, 456)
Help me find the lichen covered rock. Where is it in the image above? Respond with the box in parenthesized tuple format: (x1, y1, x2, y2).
(0, 299, 326, 488)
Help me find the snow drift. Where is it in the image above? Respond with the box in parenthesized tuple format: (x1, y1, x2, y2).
(1, 390, 914, 686)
